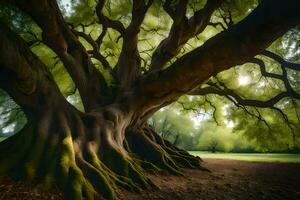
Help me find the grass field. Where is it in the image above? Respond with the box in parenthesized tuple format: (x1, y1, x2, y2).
(189, 151, 300, 163)
(1, 136, 300, 163)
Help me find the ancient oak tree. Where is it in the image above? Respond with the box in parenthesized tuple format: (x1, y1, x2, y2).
(0, 0, 299, 199)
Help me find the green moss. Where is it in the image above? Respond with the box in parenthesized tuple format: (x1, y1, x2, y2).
(0, 122, 190, 200)
(82, 160, 115, 200)
(65, 167, 85, 200)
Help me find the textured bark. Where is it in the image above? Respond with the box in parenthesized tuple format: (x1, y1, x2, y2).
(0, 21, 201, 200)
(113, 0, 152, 89)
(132, 0, 300, 119)
(149, 0, 223, 71)
(4, 0, 110, 111)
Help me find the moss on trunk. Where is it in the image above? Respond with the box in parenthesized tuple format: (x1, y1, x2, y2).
(0, 105, 203, 200)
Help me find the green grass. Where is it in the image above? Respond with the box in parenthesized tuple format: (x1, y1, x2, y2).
(189, 151, 300, 163)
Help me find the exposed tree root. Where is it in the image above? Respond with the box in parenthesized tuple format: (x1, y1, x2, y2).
(0, 111, 205, 200)
(125, 126, 207, 175)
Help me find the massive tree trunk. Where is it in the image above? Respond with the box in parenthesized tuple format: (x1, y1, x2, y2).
(0, 21, 201, 200)
(0, 0, 300, 199)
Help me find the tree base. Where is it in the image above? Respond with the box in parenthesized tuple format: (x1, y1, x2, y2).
(0, 112, 204, 200)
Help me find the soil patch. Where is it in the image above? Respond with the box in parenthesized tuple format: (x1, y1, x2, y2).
(1, 159, 299, 200)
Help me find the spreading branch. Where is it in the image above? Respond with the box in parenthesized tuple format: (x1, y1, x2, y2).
(189, 49, 300, 108)
(71, 29, 114, 75)
(188, 50, 300, 139)
(149, 0, 223, 71)
(133, 0, 300, 119)
(7, 0, 109, 111)
(262, 50, 300, 71)
(95, 0, 126, 34)
(113, 0, 154, 89)
(0, 21, 71, 116)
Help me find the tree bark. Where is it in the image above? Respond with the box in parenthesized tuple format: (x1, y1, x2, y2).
(0, 22, 201, 200)
(4, 0, 110, 111)
(132, 0, 300, 118)
(149, 0, 223, 71)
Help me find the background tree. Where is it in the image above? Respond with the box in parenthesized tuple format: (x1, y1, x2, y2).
(148, 107, 197, 147)
(0, 0, 300, 200)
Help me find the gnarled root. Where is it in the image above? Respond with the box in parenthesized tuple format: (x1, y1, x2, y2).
(0, 111, 205, 200)
(0, 115, 151, 200)
(125, 126, 207, 175)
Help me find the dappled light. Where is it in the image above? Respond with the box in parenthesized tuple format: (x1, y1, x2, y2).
(238, 75, 250, 86)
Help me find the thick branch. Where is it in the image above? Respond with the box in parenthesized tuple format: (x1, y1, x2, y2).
(132, 0, 300, 119)
(7, 0, 109, 111)
(0, 22, 74, 118)
(95, 0, 126, 34)
(163, 0, 188, 23)
(190, 51, 300, 108)
(114, 0, 153, 89)
(189, 50, 300, 135)
(149, 0, 223, 71)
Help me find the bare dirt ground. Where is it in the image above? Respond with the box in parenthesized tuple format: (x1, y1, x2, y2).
(0, 159, 300, 200)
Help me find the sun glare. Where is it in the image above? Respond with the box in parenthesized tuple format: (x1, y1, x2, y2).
(191, 114, 205, 127)
(225, 120, 234, 128)
(238, 76, 250, 86)
(59, 0, 73, 16)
